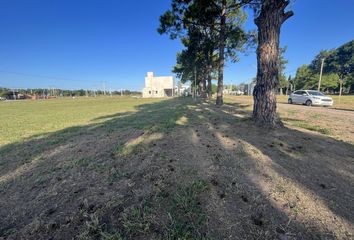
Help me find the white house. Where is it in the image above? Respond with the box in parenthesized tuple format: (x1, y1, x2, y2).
(142, 72, 175, 98)
(177, 81, 191, 96)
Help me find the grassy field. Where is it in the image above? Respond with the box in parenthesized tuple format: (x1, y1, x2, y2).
(0, 97, 161, 147)
(1, 95, 353, 147)
(0, 96, 353, 239)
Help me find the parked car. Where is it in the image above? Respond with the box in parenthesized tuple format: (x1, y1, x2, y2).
(288, 90, 333, 106)
(0, 97, 6, 101)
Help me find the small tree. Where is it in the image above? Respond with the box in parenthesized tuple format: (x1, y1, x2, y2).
(310, 41, 354, 95)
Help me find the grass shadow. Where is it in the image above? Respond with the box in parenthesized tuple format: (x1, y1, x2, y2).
(0, 97, 353, 239)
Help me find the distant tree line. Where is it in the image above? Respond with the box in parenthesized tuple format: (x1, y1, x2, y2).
(0, 87, 141, 98)
(293, 40, 354, 94)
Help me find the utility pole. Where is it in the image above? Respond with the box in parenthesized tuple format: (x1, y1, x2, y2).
(103, 81, 106, 95)
(339, 78, 343, 104)
(194, 65, 197, 100)
(318, 58, 325, 91)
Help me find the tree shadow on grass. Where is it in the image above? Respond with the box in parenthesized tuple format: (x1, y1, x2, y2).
(0, 97, 353, 239)
(223, 102, 252, 109)
(330, 107, 354, 112)
(0, 99, 185, 178)
(198, 102, 354, 237)
(0, 98, 192, 238)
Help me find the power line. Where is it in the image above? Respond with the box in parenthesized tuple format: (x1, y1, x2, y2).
(0, 70, 116, 92)
(0, 70, 91, 83)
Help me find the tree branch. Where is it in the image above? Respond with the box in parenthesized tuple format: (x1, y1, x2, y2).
(282, 10, 294, 23)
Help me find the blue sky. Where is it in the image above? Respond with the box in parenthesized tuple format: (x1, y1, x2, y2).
(0, 0, 353, 91)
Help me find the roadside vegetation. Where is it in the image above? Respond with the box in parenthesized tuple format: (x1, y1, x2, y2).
(292, 40, 354, 95)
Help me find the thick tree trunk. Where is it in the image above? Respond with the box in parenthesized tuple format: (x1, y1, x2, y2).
(207, 51, 213, 99)
(285, 83, 289, 95)
(203, 75, 207, 98)
(207, 70, 212, 99)
(350, 83, 354, 94)
(252, 0, 293, 127)
(206, 60, 213, 100)
(216, 0, 226, 106)
(199, 77, 207, 98)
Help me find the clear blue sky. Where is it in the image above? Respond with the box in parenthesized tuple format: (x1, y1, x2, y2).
(0, 0, 353, 91)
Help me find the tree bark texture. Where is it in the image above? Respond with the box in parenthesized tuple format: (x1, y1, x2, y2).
(207, 50, 213, 99)
(216, 0, 226, 106)
(199, 76, 207, 98)
(252, 0, 293, 127)
(207, 68, 212, 99)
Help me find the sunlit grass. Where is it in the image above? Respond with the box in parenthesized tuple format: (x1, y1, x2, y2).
(0, 96, 163, 147)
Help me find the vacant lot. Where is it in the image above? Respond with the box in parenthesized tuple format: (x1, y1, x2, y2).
(225, 95, 354, 144)
(0, 96, 353, 239)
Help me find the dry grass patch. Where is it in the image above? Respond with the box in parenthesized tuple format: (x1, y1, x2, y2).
(0, 97, 353, 239)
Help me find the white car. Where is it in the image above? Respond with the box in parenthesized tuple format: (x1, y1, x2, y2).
(288, 90, 333, 106)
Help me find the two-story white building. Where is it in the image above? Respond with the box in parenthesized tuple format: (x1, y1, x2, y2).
(142, 72, 175, 98)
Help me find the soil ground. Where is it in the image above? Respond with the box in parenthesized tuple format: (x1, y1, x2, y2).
(0, 96, 353, 240)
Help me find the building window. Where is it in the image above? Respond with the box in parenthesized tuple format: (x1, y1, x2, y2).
(149, 91, 151, 94)
(155, 91, 158, 94)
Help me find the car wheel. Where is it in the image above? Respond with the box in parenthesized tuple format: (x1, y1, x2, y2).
(288, 98, 292, 104)
(305, 100, 312, 106)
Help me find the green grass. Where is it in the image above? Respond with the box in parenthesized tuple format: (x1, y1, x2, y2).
(121, 203, 154, 237)
(167, 180, 208, 240)
(119, 180, 208, 239)
(107, 169, 130, 183)
(0, 96, 163, 146)
(1, 95, 352, 239)
(76, 180, 209, 239)
(116, 141, 140, 156)
(287, 120, 331, 135)
(78, 212, 124, 240)
(5, 94, 346, 148)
